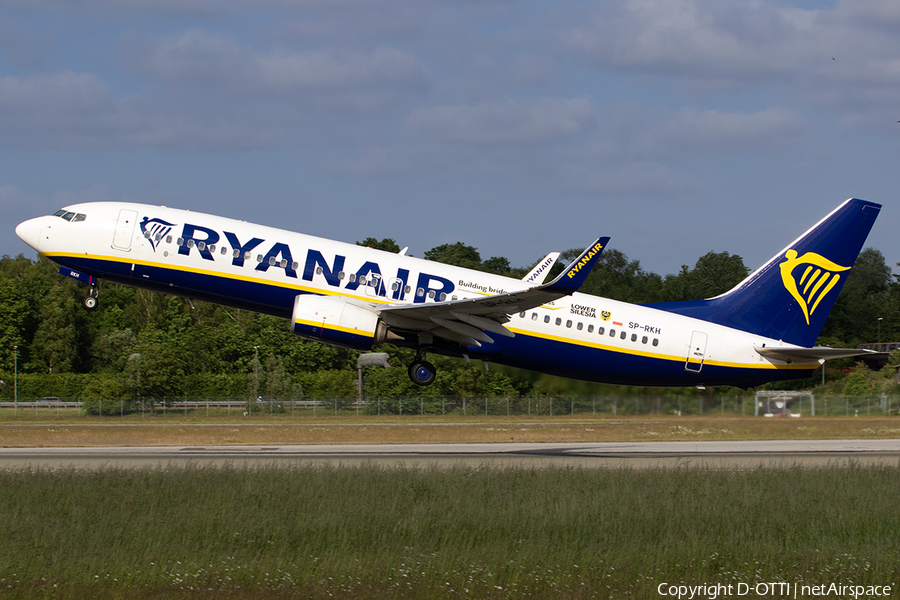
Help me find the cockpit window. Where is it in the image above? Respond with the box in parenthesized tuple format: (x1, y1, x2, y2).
(52, 209, 87, 222)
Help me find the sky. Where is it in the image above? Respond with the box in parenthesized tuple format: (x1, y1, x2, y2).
(0, 0, 898, 277)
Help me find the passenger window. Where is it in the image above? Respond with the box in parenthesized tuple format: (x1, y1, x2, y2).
(532, 313, 538, 321)
(166, 235, 173, 244)
(598, 327, 604, 335)
(631, 333, 637, 342)
(359, 276, 367, 285)
(316, 266, 323, 274)
(587, 324, 594, 333)
(256, 255, 263, 263)
(198, 241, 206, 251)
(208, 244, 215, 253)
(566, 320, 572, 328)
(519, 312, 525, 318)
(609, 329, 615, 337)
(576, 322, 583, 331)
(416, 287, 424, 296)
(439, 292, 447, 301)
(221, 247, 229, 256)
(428, 290, 435, 299)
(391, 282, 399, 291)
(544, 315, 550, 323)
(338, 271, 345, 280)
(176, 238, 184, 246)
(555, 318, 561, 326)
(642, 336, 648, 344)
(451, 295, 457, 300)
(349, 274, 357, 283)
(244, 251, 251, 260)
(620, 331, 627, 340)
(292, 262, 298, 270)
(653, 339, 659, 347)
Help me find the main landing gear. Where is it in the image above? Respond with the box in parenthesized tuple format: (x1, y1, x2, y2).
(408, 350, 436, 386)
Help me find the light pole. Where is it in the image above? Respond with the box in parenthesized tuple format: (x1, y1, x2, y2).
(878, 317, 883, 344)
(129, 353, 142, 416)
(13, 345, 17, 407)
(252, 345, 259, 416)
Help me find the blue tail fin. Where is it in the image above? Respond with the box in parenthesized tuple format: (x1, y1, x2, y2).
(644, 198, 881, 347)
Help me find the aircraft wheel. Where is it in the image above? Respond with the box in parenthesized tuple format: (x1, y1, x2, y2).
(408, 361, 437, 386)
(83, 295, 98, 311)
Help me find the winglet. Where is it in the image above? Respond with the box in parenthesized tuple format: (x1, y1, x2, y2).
(541, 236, 609, 295)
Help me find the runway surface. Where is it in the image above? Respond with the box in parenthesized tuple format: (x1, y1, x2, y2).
(2, 439, 900, 469)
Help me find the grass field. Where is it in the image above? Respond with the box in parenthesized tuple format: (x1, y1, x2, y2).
(1, 414, 900, 447)
(2, 415, 898, 599)
(1, 464, 898, 599)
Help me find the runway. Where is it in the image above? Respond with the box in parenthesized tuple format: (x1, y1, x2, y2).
(2, 439, 900, 469)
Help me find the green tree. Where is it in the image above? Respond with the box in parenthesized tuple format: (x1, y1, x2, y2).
(661, 251, 748, 301)
(357, 237, 401, 253)
(820, 248, 893, 346)
(424, 242, 484, 270)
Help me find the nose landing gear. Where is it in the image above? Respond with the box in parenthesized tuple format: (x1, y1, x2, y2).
(82, 288, 98, 311)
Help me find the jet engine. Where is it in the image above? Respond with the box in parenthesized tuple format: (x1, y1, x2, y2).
(290, 294, 389, 350)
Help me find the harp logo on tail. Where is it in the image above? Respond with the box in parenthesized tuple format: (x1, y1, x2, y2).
(779, 249, 851, 325)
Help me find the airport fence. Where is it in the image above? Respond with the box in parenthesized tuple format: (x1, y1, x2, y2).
(1, 394, 899, 417)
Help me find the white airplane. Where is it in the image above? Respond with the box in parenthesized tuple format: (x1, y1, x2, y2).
(15, 198, 879, 387)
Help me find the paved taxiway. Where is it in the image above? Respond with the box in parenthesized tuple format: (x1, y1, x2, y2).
(2, 439, 899, 469)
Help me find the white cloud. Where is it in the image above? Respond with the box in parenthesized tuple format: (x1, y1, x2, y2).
(406, 97, 594, 144)
(568, 0, 819, 80)
(563, 161, 701, 195)
(0, 71, 125, 147)
(649, 107, 805, 153)
(137, 30, 428, 93)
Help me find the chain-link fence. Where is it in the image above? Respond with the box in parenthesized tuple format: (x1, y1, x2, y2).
(2, 394, 898, 417)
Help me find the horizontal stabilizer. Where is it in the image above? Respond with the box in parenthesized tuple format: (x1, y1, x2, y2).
(755, 346, 877, 362)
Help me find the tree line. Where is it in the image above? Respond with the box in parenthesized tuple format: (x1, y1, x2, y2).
(1, 238, 897, 404)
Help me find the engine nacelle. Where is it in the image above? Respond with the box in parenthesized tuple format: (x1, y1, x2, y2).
(290, 294, 388, 350)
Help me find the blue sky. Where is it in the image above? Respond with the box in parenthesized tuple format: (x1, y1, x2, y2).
(1, 0, 898, 277)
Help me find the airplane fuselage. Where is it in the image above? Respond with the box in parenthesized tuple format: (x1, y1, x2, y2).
(16, 201, 823, 388)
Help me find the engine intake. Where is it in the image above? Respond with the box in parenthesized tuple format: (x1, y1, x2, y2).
(290, 294, 388, 350)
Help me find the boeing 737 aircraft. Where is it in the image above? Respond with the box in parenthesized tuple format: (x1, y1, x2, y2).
(15, 198, 879, 387)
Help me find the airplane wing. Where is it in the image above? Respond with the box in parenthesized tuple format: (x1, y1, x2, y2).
(754, 346, 877, 362)
(376, 237, 609, 348)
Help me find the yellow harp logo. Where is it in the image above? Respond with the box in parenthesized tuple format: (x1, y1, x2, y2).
(779, 249, 851, 325)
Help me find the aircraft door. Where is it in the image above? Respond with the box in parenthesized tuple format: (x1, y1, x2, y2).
(685, 331, 708, 372)
(364, 273, 384, 298)
(112, 209, 138, 251)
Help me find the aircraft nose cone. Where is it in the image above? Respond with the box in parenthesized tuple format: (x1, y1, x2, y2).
(15, 216, 44, 252)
